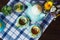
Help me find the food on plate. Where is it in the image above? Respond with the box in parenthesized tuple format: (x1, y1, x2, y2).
(14, 2, 24, 13)
(1, 6, 12, 16)
(18, 16, 28, 25)
(31, 26, 40, 35)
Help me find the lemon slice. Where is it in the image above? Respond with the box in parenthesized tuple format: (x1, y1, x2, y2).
(44, 1, 53, 10)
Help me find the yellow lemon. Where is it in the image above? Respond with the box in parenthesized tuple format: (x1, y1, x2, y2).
(44, 1, 53, 10)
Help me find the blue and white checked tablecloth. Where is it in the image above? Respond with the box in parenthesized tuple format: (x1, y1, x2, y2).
(0, 0, 56, 40)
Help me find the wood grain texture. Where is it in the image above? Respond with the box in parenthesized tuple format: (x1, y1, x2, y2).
(39, 17, 60, 40)
(0, 0, 9, 11)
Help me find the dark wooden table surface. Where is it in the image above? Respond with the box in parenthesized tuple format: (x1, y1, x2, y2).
(39, 17, 60, 40)
(0, 0, 60, 40)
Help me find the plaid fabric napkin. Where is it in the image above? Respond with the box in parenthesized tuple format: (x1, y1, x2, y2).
(0, 0, 55, 40)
